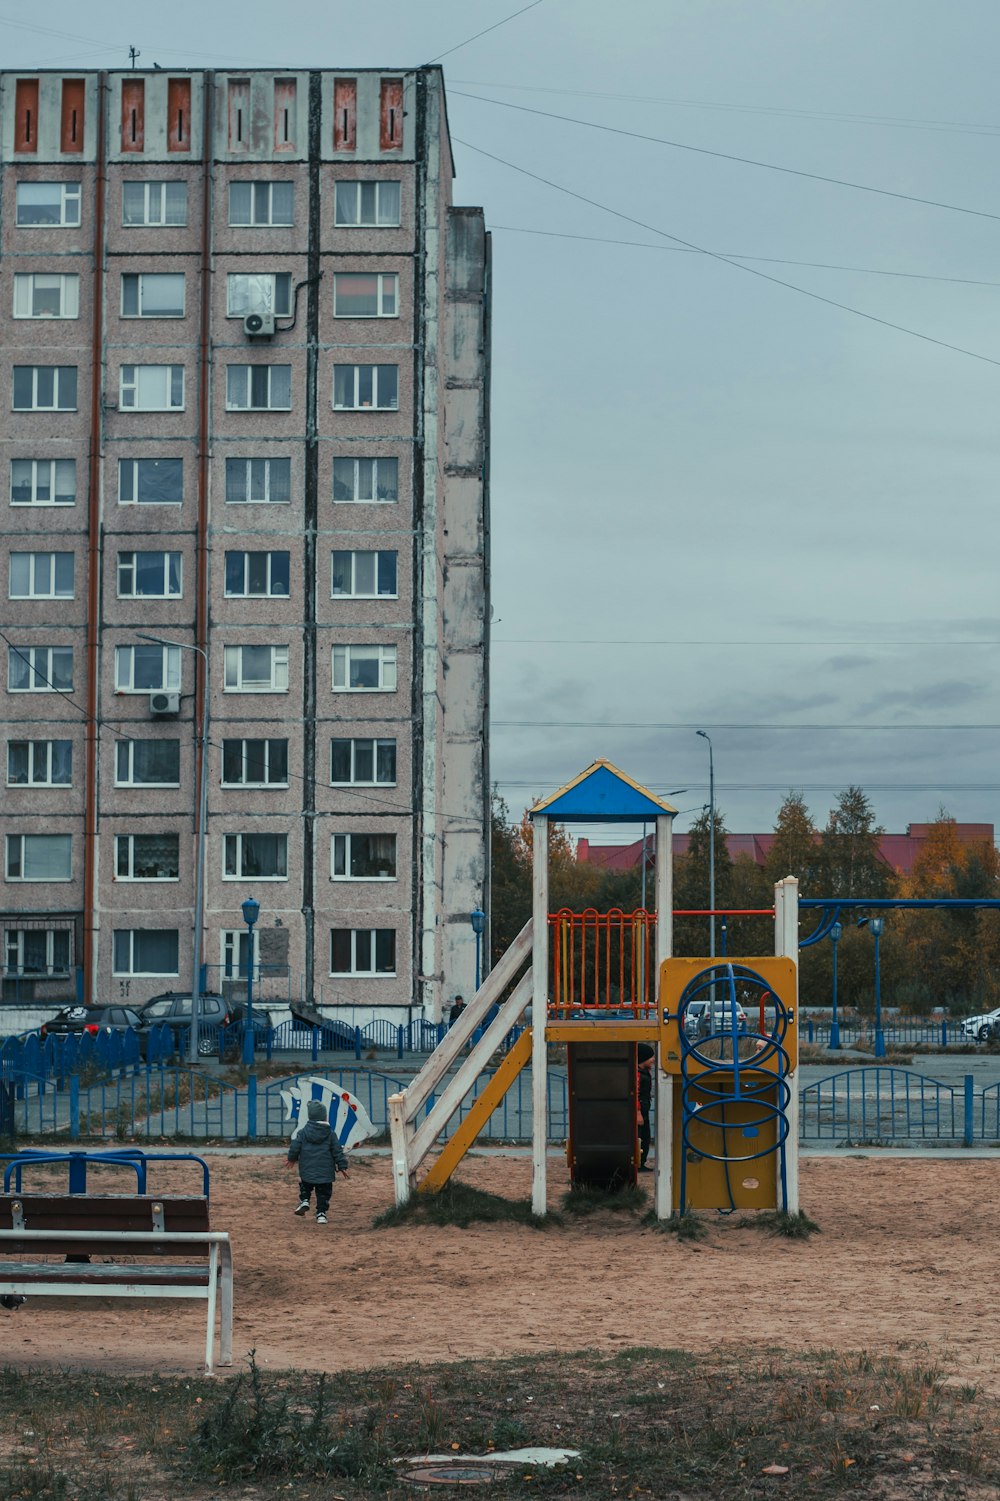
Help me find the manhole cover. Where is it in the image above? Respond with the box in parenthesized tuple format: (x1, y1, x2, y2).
(401, 1462, 496, 1486)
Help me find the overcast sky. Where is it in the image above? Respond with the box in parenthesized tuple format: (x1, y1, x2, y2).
(8, 1, 1000, 842)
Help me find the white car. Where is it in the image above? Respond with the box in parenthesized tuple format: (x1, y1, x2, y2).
(959, 1007, 1000, 1042)
(683, 998, 747, 1037)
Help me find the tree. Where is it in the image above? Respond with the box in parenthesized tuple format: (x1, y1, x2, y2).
(818, 786, 892, 899)
(764, 792, 821, 896)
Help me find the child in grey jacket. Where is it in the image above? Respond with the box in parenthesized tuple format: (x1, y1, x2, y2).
(287, 1100, 349, 1223)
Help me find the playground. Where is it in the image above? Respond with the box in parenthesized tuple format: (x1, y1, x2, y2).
(5, 1148, 1000, 1394)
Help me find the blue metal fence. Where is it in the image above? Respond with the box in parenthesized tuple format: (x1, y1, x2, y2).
(799, 1068, 987, 1144)
(802, 1019, 969, 1048)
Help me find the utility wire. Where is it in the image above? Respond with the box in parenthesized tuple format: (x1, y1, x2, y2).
(453, 135, 1000, 369)
(452, 90, 1000, 224)
(428, 0, 547, 64)
(492, 637, 1000, 647)
(493, 720, 1000, 730)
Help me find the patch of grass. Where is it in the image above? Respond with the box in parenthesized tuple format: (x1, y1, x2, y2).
(742, 1208, 821, 1238)
(372, 1177, 557, 1230)
(560, 1181, 647, 1216)
(643, 1206, 708, 1241)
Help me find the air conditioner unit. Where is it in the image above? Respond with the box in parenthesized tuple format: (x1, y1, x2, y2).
(149, 691, 180, 716)
(244, 312, 275, 338)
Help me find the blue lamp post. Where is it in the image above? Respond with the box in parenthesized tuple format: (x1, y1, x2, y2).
(858, 915, 885, 1058)
(470, 909, 486, 992)
(241, 896, 260, 1065)
(829, 921, 843, 1049)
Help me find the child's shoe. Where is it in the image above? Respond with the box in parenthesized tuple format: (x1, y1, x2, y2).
(294, 1200, 310, 1216)
(316, 1212, 328, 1224)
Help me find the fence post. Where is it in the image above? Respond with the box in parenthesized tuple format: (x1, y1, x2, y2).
(247, 1074, 257, 1142)
(311, 1026, 319, 1063)
(397, 1025, 404, 1060)
(69, 1074, 80, 1141)
(941, 1019, 948, 1049)
(354, 1027, 362, 1061)
(807, 1019, 814, 1044)
(963, 1075, 974, 1147)
(265, 1027, 273, 1062)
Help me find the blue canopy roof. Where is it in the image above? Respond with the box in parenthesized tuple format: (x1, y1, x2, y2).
(530, 760, 677, 823)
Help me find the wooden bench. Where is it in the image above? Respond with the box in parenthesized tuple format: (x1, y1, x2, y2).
(0, 1193, 233, 1372)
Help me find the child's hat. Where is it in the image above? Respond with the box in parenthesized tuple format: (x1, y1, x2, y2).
(307, 1100, 326, 1120)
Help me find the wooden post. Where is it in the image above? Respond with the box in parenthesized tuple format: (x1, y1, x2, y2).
(388, 1091, 411, 1206)
(774, 876, 800, 1214)
(531, 815, 549, 1216)
(653, 813, 673, 1220)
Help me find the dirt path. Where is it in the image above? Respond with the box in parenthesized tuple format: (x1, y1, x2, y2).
(5, 1154, 997, 1391)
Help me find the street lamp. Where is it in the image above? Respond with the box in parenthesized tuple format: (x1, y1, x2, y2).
(696, 731, 715, 957)
(470, 909, 486, 992)
(241, 896, 260, 1065)
(858, 916, 886, 1058)
(829, 921, 843, 1049)
(138, 633, 208, 1066)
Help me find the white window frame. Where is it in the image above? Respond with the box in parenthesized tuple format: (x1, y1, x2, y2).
(117, 551, 183, 599)
(112, 929, 180, 977)
(7, 739, 73, 787)
(13, 273, 80, 319)
(331, 832, 397, 881)
(229, 181, 293, 227)
(221, 737, 289, 788)
(119, 365, 185, 411)
(224, 456, 291, 504)
(4, 928, 71, 978)
(332, 455, 398, 504)
(9, 551, 75, 600)
(118, 457, 183, 505)
(114, 643, 182, 694)
(115, 738, 180, 787)
(223, 644, 289, 693)
(333, 364, 398, 411)
(12, 366, 77, 411)
(10, 458, 76, 506)
(121, 272, 186, 319)
(6, 833, 72, 882)
(330, 737, 396, 787)
(226, 365, 292, 412)
(122, 180, 187, 226)
(220, 927, 260, 980)
(16, 181, 81, 228)
(330, 927, 396, 977)
(332, 643, 397, 693)
(8, 644, 73, 693)
(114, 832, 180, 882)
(334, 179, 401, 227)
(333, 272, 398, 318)
(225, 272, 292, 319)
(331, 549, 397, 599)
(222, 832, 288, 882)
(224, 550, 290, 599)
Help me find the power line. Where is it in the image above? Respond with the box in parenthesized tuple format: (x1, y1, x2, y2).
(490, 226, 1000, 288)
(453, 134, 1000, 369)
(492, 637, 1000, 648)
(452, 90, 1000, 225)
(428, 0, 546, 64)
(492, 720, 1000, 730)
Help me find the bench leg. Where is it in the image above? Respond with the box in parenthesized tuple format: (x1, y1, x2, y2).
(205, 1244, 218, 1374)
(218, 1241, 234, 1367)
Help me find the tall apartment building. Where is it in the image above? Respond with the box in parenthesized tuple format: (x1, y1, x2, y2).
(0, 68, 490, 1022)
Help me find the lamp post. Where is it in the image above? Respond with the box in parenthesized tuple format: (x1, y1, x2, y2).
(241, 897, 260, 1065)
(138, 633, 208, 1066)
(696, 731, 715, 957)
(470, 908, 486, 992)
(829, 921, 843, 1049)
(857, 915, 886, 1058)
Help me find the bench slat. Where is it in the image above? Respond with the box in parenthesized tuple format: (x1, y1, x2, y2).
(0, 1263, 212, 1286)
(0, 1195, 209, 1234)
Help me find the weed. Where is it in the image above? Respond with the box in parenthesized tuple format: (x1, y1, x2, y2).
(644, 1207, 707, 1241)
(743, 1208, 821, 1238)
(0, 1462, 69, 1500)
(560, 1182, 647, 1216)
(372, 1177, 557, 1230)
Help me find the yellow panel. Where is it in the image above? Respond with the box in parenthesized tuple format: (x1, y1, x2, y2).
(658, 955, 798, 1077)
(670, 1076, 784, 1211)
(418, 1028, 532, 1194)
(546, 1021, 658, 1044)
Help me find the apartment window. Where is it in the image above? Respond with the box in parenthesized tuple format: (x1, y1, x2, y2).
(16, 181, 81, 227)
(333, 456, 398, 504)
(224, 551, 289, 598)
(118, 458, 183, 505)
(120, 365, 184, 410)
(121, 273, 185, 318)
(333, 364, 397, 411)
(331, 928, 395, 976)
(334, 179, 401, 227)
(117, 551, 182, 599)
(229, 182, 293, 226)
(222, 738, 288, 787)
(115, 738, 180, 786)
(226, 273, 292, 319)
(115, 833, 179, 881)
(115, 643, 181, 693)
(331, 550, 396, 598)
(226, 365, 291, 411)
(10, 552, 74, 600)
(223, 644, 288, 692)
(7, 739, 73, 786)
(225, 457, 291, 504)
(333, 273, 397, 318)
(13, 273, 80, 319)
(13, 367, 77, 411)
(221, 929, 258, 980)
(5, 928, 70, 977)
(331, 737, 396, 786)
(332, 644, 396, 692)
(223, 833, 287, 880)
(6, 834, 72, 882)
(122, 180, 187, 226)
(8, 644, 73, 693)
(113, 928, 179, 976)
(332, 833, 396, 880)
(11, 459, 76, 506)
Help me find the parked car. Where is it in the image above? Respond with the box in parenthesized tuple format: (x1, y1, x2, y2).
(137, 992, 273, 1056)
(959, 1006, 1000, 1043)
(40, 1004, 145, 1041)
(683, 998, 747, 1038)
